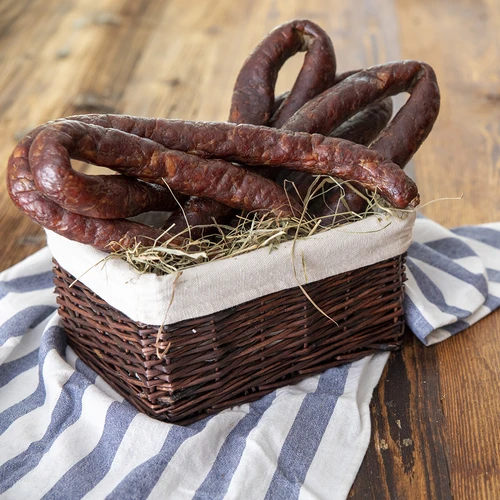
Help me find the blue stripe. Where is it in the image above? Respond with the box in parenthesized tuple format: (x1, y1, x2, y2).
(423, 295, 500, 340)
(0, 362, 97, 493)
(107, 417, 213, 500)
(405, 259, 472, 319)
(487, 268, 500, 283)
(408, 243, 488, 296)
(442, 320, 470, 336)
(485, 293, 500, 311)
(403, 294, 435, 342)
(452, 226, 500, 249)
(441, 296, 500, 336)
(193, 392, 276, 500)
(0, 325, 66, 435)
(417, 296, 500, 342)
(264, 364, 350, 500)
(0, 271, 54, 301)
(74, 357, 99, 383)
(0, 305, 57, 346)
(42, 402, 137, 500)
(425, 237, 478, 260)
(0, 349, 39, 388)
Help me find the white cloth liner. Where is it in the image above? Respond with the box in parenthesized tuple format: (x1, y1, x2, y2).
(46, 211, 416, 326)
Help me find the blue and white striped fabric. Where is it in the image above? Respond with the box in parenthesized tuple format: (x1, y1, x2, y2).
(404, 216, 500, 345)
(1, 218, 499, 499)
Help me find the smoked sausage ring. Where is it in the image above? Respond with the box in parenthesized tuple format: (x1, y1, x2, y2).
(229, 19, 337, 128)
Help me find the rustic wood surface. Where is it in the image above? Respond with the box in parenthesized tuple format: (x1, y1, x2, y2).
(0, 1, 498, 498)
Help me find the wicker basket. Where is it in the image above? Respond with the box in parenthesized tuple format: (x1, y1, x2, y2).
(53, 252, 406, 425)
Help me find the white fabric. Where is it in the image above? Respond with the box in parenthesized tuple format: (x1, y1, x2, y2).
(46, 211, 415, 325)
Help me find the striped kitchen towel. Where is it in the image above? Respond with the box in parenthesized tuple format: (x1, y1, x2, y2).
(1, 218, 499, 500)
(405, 217, 500, 345)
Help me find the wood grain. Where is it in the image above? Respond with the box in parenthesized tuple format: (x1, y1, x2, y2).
(0, 1, 499, 498)
(350, 0, 500, 498)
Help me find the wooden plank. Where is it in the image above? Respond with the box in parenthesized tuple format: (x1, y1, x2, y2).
(352, 0, 500, 497)
(395, 0, 500, 497)
(0, 0, 166, 270)
(0, 0, 84, 270)
(355, 312, 500, 499)
(393, 0, 500, 227)
(351, 332, 454, 499)
(437, 314, 500, 498)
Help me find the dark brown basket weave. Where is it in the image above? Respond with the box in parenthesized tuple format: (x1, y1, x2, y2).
(53, 254, 406, 425)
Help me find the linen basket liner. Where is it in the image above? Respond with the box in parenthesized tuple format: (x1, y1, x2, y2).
(46, 211, 415, 326)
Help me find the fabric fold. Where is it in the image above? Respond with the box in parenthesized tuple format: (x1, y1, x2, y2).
(404, 217, 500, 345)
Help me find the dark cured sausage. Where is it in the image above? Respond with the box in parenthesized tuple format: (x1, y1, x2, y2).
(7, 125, 172, 252)
(310, 100, 395, 224)
(28, 120, 300, 217)
(59, 114, 420, 209)
(311, 98, 394, 223)
(278, 98, 394, 199)
(331, 98, 393, 146)
(162, 197, 233, 236)
(6, 17, 440, 255)
(311, 184, 369, 227)
(283, 60, 440, 167)
(277, 60, 438, 220)
(299, 61, 439, 222)
(8, 109, 419, 252)
(28, 136, 180, 220)
(169, 19, 339, 239)
(8, 121, 181, 220)
(8, 120, 300, 251)
(229, 19, 336, 127)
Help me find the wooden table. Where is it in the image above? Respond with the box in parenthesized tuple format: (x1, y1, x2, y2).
(1, 1, 498, 498)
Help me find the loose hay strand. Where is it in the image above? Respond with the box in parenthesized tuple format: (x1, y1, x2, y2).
(155, 271, 182, 360)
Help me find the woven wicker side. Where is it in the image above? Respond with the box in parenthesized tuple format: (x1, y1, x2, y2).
(53, 254, 406, 425)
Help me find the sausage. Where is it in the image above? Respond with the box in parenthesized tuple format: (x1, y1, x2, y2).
(9, 119, 302, 250)
(229, 19, 336, 127)
(310, 98, 394, 223)
(311, 182, 369, 227)
(28, 158, 179, 220)
(169, 18, 339, 235)
(278, 98, 394, 199)
(162, 197, 233, 240)
(28, 120, 300, 216)
(283, 60, 440, 167)
(333, 69, 360, 84)
(10, 115, 418, 254)
(8, 54, 435, 251)
(276, 61, 438, 220)
(7, 14, 441, 257)
(177, 19, 339, 231)
(8, 120, 183, 221)
(60, 114, 419, 209)
(331, 97, 393, 145)
(73, 17, 339, 235)
(7, 125, 172, 252)
(165, 20, 341, 237)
